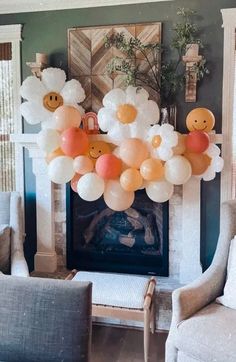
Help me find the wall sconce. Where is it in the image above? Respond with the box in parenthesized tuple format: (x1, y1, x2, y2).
(26, 53, 48, 78)
(182, 44, 202, 103)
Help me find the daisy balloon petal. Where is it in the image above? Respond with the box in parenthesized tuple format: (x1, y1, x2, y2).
(147, 123, 178, 161)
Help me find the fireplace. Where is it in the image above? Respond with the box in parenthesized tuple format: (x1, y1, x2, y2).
(66, 186, 169, 276)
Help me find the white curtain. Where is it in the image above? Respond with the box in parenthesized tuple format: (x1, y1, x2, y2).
(0, 43, 16, 191)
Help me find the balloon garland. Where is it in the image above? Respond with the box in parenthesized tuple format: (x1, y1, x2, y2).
(20, 68, 224, 211)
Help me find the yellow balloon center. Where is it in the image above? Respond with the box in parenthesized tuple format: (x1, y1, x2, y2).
(43, 92, 64, 112)
(116, 104, 138, 124)
(152, 135, 162, 148)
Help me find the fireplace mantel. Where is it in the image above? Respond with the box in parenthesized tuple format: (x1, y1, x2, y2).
(11, 132, 223, 283)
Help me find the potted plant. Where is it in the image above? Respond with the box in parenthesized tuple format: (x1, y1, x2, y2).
(104, 8, 209, 126)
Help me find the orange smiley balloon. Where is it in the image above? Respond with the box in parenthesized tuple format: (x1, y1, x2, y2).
(87, 141, 111, 164)
(43, 92, 63, 112)
(186, 108, 215, 133)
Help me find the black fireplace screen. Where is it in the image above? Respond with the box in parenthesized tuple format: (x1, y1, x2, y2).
(66, 186, 169, 276)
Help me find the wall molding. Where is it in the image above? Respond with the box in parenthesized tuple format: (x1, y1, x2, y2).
(0, 24, 21, 42)
(0, 0, 173, 15)
(221, 8, 236, 202)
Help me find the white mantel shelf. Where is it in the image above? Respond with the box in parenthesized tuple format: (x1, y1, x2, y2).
(12, 132, 223, 281)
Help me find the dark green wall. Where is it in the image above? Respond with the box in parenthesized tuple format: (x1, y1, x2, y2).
(0, 0, 234, 271)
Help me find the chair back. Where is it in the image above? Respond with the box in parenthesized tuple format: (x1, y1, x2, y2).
(0, 274, 92, 362)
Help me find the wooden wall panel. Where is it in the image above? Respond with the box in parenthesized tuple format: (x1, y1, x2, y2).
(68, 22, 161, 112)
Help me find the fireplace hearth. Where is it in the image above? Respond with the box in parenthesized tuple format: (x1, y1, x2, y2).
(66, 186, 169, 276)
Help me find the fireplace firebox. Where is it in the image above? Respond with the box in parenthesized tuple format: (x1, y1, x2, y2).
(66, 186, 169, 276)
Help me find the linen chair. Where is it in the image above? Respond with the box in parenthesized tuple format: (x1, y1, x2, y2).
(0, 191, 29, 276)
(0, 273, 92, 362)
(166, 200, 236, 362)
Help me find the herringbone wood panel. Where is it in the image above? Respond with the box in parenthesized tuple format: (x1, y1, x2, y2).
(68, 22, 161, 112)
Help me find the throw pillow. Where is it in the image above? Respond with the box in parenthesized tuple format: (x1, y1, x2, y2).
(0, 224, 11, 274)
(217, 236, 236, 309)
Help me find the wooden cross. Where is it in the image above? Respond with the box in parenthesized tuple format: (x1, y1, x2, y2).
(182, 44, 202, 102)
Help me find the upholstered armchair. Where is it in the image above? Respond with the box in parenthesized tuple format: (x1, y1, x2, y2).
(166, 200, 236, 362)
(0, 191, 29, 276)
(0, 274, 92, 362)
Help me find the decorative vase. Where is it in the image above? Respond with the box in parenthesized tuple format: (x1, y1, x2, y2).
(160, 104, 177, 129)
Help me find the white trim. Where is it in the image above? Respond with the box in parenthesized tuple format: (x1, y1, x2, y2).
(221, 9, 236, 202)
(0, 0, 172, 14)
(0, 24, 21, 42)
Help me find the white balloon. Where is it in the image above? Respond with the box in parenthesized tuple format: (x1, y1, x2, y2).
(20, 101, 50, 125)
(165, 155, 192, 185)
(125, 86, 149, 106)
(146, 180, 174, 202)
(212, 156, 224, 172)
(159, 123, 174, 136)
(137, 100, 160, 126)
(37, 129, 60, 153)
(20, 76, 46, 102)
(77, 173, 105, 201)
(158, 146, 173, 161)
(205, 143, 221, 158)
(48, 156, 75, 184)
(97, 107, 116, 132)
(202, 168, 215, 181)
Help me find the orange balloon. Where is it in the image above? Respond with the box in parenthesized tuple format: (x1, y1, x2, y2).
(184, 152, 212, 175)
(186, 131, 210, 154)
(120, 168, 143, 192)
(87, 141, 112, 165)
(173, 133, 186, 155)
(53, 105, 82, 131)
(140, 158, 164, 181)
(119, 138, 149, 168)
(61, 127, 89, 158)
(70, 173, 82, 193)
(73, 155, 94, 175)
(46, 147, 65, 164)
(186, 108, 215, 133)
(95, 154, 122, 180)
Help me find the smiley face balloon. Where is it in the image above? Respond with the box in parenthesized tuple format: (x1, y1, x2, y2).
(43, 92, 64, 112)
(186, 108, 215, 133)
(87, 140, 111, 164)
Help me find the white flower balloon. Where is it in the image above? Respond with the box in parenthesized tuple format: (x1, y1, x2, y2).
(20, 67, 85, 129)
(199, 144, 224, 181)
(147, 123, 178, 161)
(97, 86, 160, 145)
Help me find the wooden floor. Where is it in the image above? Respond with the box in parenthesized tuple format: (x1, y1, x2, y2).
(91, 325, 168, 362)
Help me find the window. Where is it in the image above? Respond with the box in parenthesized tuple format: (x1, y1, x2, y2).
(0, 25, 22, 193)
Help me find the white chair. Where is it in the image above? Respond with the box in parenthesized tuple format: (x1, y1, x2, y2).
(0, 192, 29, 276)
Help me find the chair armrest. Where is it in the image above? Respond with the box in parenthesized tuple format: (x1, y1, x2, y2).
(11, 250, 29, 277)
(171, 264, 225, 325)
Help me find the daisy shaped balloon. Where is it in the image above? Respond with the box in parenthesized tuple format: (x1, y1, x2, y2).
(147, 123, 178, 161)
(199, 143, 224, 181)
(20, 67, 85, 129)
(97, 86, 160, 144)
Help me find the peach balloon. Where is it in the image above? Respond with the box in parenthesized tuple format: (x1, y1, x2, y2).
(95, 154, 122, 180)
(46, 147, 65, 164)
(120, 168, 143, 192)
(73, 155, 94, 175)
(70, 173, 82, 192)
(173, 133, 186, 155)
(53, 105, 82, 131)
(184, 152, 212, 175)
(61, 127, 89, 158)
(104, 180, 134, 211)
(119, 138, 149, 169)
(140, 158, 164, 181)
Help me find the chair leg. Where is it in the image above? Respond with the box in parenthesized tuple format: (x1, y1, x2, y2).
(150, 301, 155, 334)
(144, 308, 150, 362)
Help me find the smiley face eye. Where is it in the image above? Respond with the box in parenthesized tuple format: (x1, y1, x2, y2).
(91, 147, 94, 150)
(194, 120, 198, 123)
(50, 95, 52, 100)
(203, 120, 206, 123)
(55, 96, 58, 101)
(99, 150, 101, 153)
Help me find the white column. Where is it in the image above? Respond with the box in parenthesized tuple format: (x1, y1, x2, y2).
(180, 177, 202, 284)
(11, 134, 57, 272)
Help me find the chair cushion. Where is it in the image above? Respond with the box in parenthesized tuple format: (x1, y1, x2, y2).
(217, 236, 236, 309)
(0, 225, 10, 274)
(72, 271, 152, 309)
(175, 302, 236, 362)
